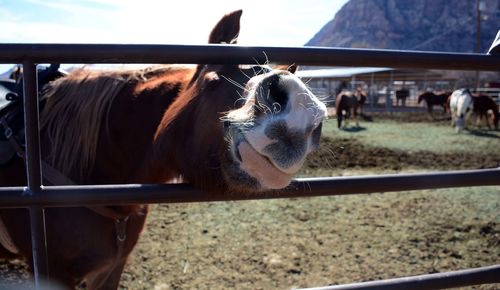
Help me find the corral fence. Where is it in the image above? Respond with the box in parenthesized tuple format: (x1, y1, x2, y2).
(0, 44, 500, 290)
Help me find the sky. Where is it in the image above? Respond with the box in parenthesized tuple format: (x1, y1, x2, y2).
(0, 0, 349, 73)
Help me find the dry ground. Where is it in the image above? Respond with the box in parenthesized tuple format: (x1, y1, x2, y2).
(1, 112, 499, 289)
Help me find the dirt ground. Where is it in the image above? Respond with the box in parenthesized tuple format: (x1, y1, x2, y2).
(121, 112, 500, 290)
(306, 136, 500, 171)
(1, 113, 499, 289)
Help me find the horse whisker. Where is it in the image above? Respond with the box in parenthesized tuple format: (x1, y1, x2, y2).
(220, 75, 248, 92)
(239, 67, 253, 80)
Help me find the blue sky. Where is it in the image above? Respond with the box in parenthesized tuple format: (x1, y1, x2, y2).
(0, 0, 348, 73)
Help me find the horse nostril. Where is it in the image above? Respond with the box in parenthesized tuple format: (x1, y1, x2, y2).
(256, 75, 288, 113)
(268, 78, 288, 108)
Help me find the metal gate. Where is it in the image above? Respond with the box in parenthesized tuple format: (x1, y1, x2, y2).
(0, 43, 499, 289)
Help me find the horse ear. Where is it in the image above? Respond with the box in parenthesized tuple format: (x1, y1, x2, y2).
(208, 10, 242, 44)
(287, 64, 298, 74)
(273, 64, 298, 74)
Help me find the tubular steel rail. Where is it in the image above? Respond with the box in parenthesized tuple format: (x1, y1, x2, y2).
(1, 43, 500, 70)
(299, 264, 500, 290)
(0, 168, 499, 207)
(0, 43, 499, 289)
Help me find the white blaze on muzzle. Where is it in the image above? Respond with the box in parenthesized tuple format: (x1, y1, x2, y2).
(227, 71, 327, 189)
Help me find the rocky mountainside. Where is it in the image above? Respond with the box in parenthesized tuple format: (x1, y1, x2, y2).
(306, 0, 500, 53)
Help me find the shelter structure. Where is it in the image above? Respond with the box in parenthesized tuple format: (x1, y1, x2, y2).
(297, 67, 457, 110)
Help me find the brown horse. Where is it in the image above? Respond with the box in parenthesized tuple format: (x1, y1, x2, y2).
(0, 10, 327, 289)
(335, 89, 364, 128)
(472, 94, 499, 130)
(417, 91, 451, 114)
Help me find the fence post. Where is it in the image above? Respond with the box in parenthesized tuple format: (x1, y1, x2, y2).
(22, 60, 50, 288)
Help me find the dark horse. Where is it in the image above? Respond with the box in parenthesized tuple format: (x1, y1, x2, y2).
(417, 91, 452, 114)
(395, 88, 409, 107)
(336, 89, 364, 128)
(472, 94, 499, 130)
(0, 10, 326, 289)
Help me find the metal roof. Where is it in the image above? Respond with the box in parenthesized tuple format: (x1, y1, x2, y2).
(296, 67, 393, 78)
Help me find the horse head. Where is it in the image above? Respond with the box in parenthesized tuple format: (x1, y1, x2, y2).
(153, 10, 327, 193)
(417, 93, 424, 104)
(493, 109, 499, 130)
(417, 92, 430, 104)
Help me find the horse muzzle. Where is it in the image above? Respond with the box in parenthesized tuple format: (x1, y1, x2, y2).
(226, 119, 322, 190)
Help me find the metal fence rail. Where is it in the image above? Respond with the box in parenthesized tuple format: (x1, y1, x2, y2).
(0, 168, 499, 207)
(1, 43, 500, 70)
(300, 264, 500, 290)
(0, 44, 499, 289)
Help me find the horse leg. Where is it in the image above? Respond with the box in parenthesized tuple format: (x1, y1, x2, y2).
(80, 257, 124, 290)
(354, 107, 359, 127)
(94, 259, 127, 290)
(337, 113, 342, 129)
(484, 112, 492, 130)
(427, 104, 433, 118)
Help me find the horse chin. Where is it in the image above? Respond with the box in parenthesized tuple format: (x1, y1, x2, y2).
(236, 141, 293, 190)
(224, 129, 293, 191)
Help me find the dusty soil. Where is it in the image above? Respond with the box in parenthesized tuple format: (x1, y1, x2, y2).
(122, 114, 500, 289)
(1, 113, 499, 289)
(121, 192, 498, 290)
(306, 136, 500, 171)
(364, 112, 452, 124)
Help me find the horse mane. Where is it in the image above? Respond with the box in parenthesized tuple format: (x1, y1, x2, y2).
(40, 65, 177, 183)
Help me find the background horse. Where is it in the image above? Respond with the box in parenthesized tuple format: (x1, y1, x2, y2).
(449, 88, 473, 133)
(395, 88, 409, 107)
(356, 87, 367, 114)
(0, 10, 326, 289)
(336, 89, 361, 128)
(472, 94, 499, 130)
(417, 91, 451, 115)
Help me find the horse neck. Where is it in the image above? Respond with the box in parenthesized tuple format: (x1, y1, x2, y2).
(63, 66, 192, 185)
(419, 92, 431, 103)
(458, 94, 472, 116)
(139, 80, 229, 193)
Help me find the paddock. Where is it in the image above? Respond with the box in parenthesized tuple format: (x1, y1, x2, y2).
(0, 43, 499, 289)
(297, 67, 500, 112)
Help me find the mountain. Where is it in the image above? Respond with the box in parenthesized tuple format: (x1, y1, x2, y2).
(306, 0, 500, 53)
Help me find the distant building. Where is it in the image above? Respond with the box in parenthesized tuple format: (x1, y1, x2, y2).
(297, 67, 498, 110)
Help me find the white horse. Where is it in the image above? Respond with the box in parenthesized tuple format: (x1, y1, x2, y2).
(449, 88, 473, 133)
